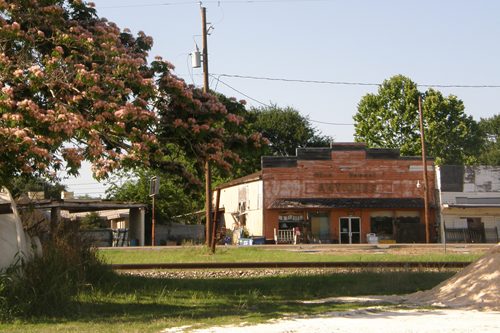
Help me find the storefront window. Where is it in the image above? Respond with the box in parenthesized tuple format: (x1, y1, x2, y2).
(370, 216, 394, 239)
(278, 213, 304, 229)
(395, 216, 420, 224)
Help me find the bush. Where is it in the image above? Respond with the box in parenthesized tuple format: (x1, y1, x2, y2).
(0, 221, 113, 319)
(79, 212, 108, 230)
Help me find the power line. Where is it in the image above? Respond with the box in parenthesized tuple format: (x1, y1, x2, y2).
(309, 119, 353, 126)
(213, 73, 500, 89)
(98, 1, 196, 9)
(210, 74, 354, 126)
(210, 74, 270, 107)
(98, 0, 335, 9)
(215, 73, 380, 87)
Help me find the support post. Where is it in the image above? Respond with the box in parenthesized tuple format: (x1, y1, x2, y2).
(211, 188, 221, 253)
(201, 6, 213, 247)
(151, 195, 156, 246)
(418, 95, 430, 243)
(205, 160, 212, 246)
(50, 207, 60, 239)
(201, 6, 209, 93)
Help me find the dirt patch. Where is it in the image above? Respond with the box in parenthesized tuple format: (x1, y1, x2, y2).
(163, 309, 500, 333)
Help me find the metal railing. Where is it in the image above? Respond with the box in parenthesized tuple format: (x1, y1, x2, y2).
(444, 227, 498, 243)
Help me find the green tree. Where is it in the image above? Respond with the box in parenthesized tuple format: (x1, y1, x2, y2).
(354, 75, 482, 165)
(106, 169, 202, 225)
(151, 59, 267, 188)
(478, 114, 500, 165)
(9, 175, 66, 200)
(79, 212, 106, 230)
(249, 105, 331, 156)
(423, 88, 482, 165)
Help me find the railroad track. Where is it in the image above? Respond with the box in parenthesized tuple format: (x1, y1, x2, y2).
(110, 261, 471, 270)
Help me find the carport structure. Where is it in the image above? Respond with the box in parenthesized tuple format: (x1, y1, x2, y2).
(16, 199, 147, 246)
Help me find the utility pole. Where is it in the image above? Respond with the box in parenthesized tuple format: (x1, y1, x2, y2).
(201, 6, 209, 94)
(418, 96, 430, 243)
(201, 6, 213, 248)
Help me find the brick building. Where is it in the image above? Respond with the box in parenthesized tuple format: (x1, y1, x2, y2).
(217, 143, 436, 244)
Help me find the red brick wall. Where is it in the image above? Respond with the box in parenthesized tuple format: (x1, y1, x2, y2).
(262, 149, 436, 242)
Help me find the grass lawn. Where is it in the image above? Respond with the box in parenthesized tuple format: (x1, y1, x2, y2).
(0, 270, 455, 333)
(99, 246, 482, 265)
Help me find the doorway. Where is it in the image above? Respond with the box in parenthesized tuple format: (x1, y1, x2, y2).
(339, 217, 361, 244)
(310, 212, 330, 242)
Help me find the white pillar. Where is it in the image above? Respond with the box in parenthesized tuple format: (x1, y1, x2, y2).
(129, 207, 145, 246)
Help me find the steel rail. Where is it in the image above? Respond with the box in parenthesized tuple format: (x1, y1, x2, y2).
(110, 261, 471, 270)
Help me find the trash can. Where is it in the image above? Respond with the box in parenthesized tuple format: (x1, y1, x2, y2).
(366, 233, 378, 244)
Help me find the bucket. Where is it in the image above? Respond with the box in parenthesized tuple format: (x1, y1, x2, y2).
(366, 233, 378, 244)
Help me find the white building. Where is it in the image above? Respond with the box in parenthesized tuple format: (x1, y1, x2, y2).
(216, 172, 264, 238)
(437, 165, 500, 243)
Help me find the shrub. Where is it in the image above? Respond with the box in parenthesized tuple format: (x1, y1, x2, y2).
(79, 212, 108, 230)
(0, 221, 113, 319)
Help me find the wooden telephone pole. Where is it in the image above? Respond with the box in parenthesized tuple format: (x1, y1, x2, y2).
(418, 96, 430, 243)
(201, 6, 213, 248)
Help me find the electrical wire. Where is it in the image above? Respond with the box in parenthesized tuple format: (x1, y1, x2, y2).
(309, 119, 353, 126)
(210, 74, 270, 106)
(213, 73, 379, 86)
(98, 0, 336, 9)
(212, 73, 500, 89)
(98, 1, 198, 9)
(210, 74, 355, 125)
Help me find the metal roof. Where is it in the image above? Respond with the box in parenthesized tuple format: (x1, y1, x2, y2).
(14, 199, 146, 213)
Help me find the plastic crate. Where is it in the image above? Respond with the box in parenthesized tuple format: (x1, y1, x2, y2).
(238, 238, 253, 246)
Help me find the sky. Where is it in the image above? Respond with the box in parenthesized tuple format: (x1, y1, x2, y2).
(63, 0, 500, 197)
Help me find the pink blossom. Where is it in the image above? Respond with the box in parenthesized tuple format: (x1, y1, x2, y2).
(13, 129, 26, 138)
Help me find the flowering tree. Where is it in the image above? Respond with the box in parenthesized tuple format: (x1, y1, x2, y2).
(151, 59, 267, 185)
(0, 0, 157, 185)
(1, 0, 267, 193)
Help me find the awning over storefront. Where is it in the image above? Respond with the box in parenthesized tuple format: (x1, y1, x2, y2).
(443, 203, 500, 208)
(441, 203, 500, 216)
(269, 198, 426, 209)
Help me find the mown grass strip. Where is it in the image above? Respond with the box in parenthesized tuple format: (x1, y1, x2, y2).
(1, 269, 455, 333)
(99, 246, 481, 265)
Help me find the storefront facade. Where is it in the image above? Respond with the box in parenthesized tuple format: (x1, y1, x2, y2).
(437, 165, 500, 243)
(261, 143, 436, 243)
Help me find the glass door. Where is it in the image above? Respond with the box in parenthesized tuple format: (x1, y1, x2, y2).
(339, 218, 350, 244)
(350, 217, 361, 243)
(339, 217, 361, 244)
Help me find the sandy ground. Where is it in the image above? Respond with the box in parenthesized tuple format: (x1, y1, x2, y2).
(162, 308, 500, 333)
